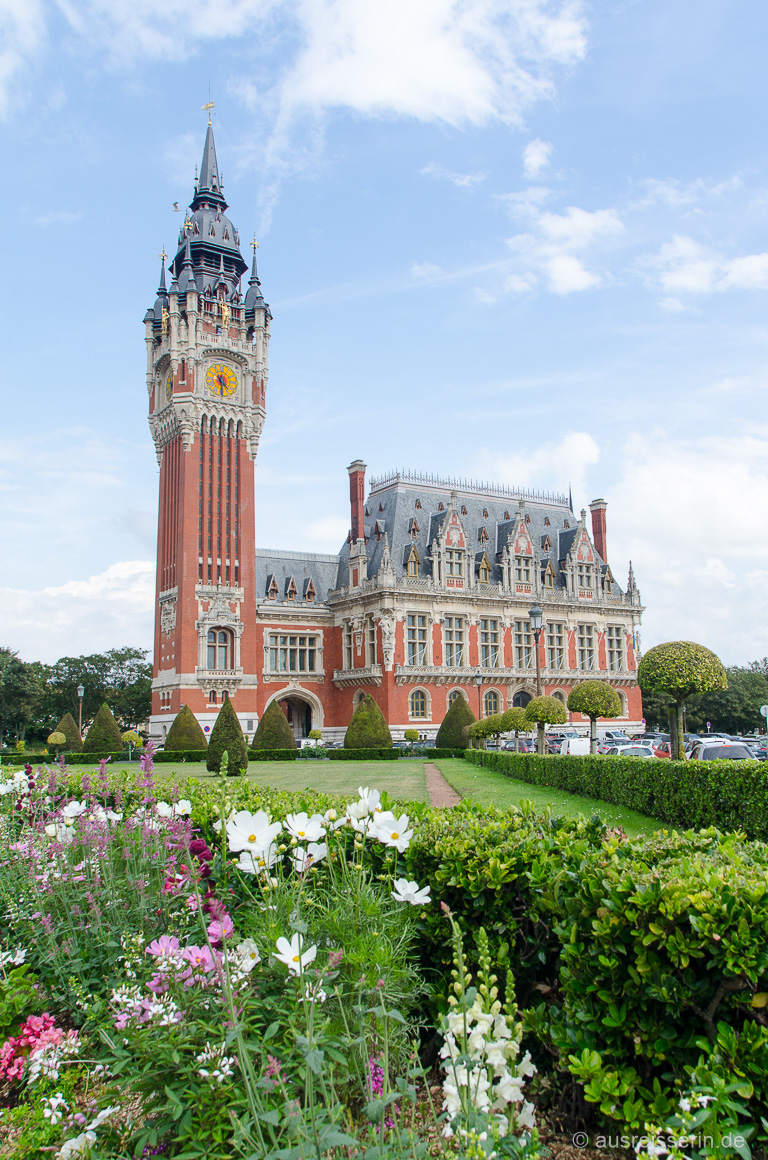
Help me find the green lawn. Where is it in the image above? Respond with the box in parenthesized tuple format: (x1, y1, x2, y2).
(149, 759, 429, 803)
(434, 758, 661, 839)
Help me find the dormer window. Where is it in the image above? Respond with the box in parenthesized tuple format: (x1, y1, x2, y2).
(564, 520, 570, 529)
(415, 499, 422, 509)
(514, 556, 532, 584)
(438, 502, 445, 511)
(576, 563, 593, 588)
(479, 558, 490, 583)
(267, 576, 278, 600)
(483, 508, 489, 519)
(461, 505, 468, 516)
(406, 544, 421, 577)
(544, 517, 550, 527)
(525, 514, 530, 524)
(446, 549, 463, 578)
(504, 510, 510, 520)
(479, 526, 488, 543)
(305, 578, 316, 603)
(286, 577, 297, 601)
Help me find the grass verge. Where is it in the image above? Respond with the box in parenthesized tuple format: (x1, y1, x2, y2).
(148, 758, 429, 802)
(434, 757, 661, 839)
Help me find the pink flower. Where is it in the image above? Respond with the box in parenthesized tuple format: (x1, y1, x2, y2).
(207, 913, 234, 945)
(146, 935, 180, 959)
(181, 945, 217, 973)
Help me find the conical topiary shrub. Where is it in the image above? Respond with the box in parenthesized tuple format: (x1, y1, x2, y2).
(344, 694, 392, 749)
(206, 697, 249, 775)
(435, 695, 476, 749)
(165, 704, 208, 751)
(83, 702, 123, 753)
(55, 711, 83, 752)
(250, 699, 297, 751)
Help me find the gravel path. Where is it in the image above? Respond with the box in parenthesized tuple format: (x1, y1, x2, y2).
(424, 763, 462, 808)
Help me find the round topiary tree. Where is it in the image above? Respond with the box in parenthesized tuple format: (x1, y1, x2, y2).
(567, 681, 622, 755)
(206, 697, 249, 775)
(251, 700, 297, 751)
(165, 704, 208, 752)
(344, 694, 393, 749)
(47, 731, 66, 758)
(83, 702, 123, 753)
(525, 695, 567, 755)
(501, 706, 529, 753)
(638, 641, 728, 759)
(54, 712, 83, 752)
(435, 695, 476, 750)
(404, 728, 419, 752)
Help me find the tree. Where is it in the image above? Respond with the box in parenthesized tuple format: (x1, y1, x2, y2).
(40, 647, 152, 734)
(344, 695, 392, 749)
(638, 641, 727, 759)
(685, 667, 768, 735)
(501, 706, 528, 753)
(404, 728, 419, 752)
(641, 687, 673, 732)
(165, 704, 208, 751)
(0, 648, 43, 747)
(207, 697, 249, 775)
(435, 695, 476, 750)
(251, 700, 297, 751)
(567, 681, 622, 755)
(525, 695, 567, 755)
(54, 712, 83, 752)
(83, 702, 123, 753)
(47, 731, 66, 757)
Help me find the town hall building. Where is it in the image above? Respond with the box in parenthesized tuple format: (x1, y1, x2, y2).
(146, 121, 645, 744)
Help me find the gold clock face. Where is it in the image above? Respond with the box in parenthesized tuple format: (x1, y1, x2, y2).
(206, 363, 237, 398)
(165, 370, 173, 401)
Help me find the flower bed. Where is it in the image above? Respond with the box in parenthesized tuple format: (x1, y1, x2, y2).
(0, 754, 767, 1156)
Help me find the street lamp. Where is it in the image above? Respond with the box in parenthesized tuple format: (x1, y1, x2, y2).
(528, 603, 543, 696)
(77, 684, 85, 739)
(474, 668, 483, 719)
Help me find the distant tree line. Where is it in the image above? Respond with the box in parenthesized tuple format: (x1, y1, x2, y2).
(641, 659, 768, 734)
(0, 646, 152, 747)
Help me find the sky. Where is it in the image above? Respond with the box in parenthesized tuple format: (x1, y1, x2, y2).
(2, 0, 768, 667)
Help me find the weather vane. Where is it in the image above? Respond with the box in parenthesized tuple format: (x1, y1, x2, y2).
(159, 246, 168, 263)
(251, 235, 260, 253)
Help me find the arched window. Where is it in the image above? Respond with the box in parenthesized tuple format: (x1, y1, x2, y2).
(483, 690, 500, 717)
(512, 690, 532, 709)
(478, 558, 490, 583)
(447, 689, 466, 708)
(551, 690, 565, 705)
(207, 628, 232, 669)
(209, 690, 217, 704)
(410, 690, 428, 719)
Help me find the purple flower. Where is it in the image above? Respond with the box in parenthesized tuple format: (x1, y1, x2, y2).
(146, 935, 180, 959)
(188, 839, 213, 862)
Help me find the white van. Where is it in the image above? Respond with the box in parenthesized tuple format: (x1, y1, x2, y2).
(559, 737, 591, 756)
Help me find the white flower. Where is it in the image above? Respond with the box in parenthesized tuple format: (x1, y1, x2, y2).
(357, 786, 381, 814)
(284, 812, 325, 842)
(303, 981, 328, 1003)
(226, 810, 282, 854)
(0, 948, 26, 968)
(174, 799, 192, 816)
(390, 878, 431, 906)
(155, 801, 174, 819)
(44, 823, 74, 844)
(59, 1131, 96, 1158)
(43, 1093, 68, 1125)
(274, 933, 317, 975)
(679, 1097, 691, 1113)
(372, 811, 413, 852)
(106, 809, 123, 823)
(233, 938, 261, 972)
(236, 846, 279, 875)
(291, 842, 327, 872)
(62, 800, 87, 820)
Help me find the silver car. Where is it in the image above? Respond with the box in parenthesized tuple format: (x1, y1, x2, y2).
(603, 743, 656, 759)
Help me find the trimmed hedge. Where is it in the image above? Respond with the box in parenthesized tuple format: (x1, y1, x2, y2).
(155, 750, 208, 763)
(434, 695, 476, 749)
(463, 748, 768, 839)
(329, 748, 396, 761)
(344, 695, 392, 749)
(248, 749, 298, 762)
(55, 712, 83, 752)
(63, 752, 123, 765)
(83, 703, 123, 753)
(251, 700, 297, 751)
(164, 704, 208, 752)
(207, 697, 249, 775)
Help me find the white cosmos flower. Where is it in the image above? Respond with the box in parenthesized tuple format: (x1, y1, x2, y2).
(62, 800, 87, 820)
(390, 878, 431, 906)
(291, 842, 327, 873)
(155, 801, 174, 819)
(274, 933, 317, 975)
(372, 811, 413, 852)
(357, 786, 381, 815)
(284, 812, 325, 842)
(236, 846, 279, 875)
(174, 800, 192, 817)
(226, 810, 282, 854)
(233, 938, 261, 972)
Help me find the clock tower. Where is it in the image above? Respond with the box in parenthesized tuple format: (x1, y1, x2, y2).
(144, 119, 270, 740)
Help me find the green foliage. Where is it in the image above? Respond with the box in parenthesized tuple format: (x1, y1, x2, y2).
(248, 748, 298, 761)
(344, 694, 393, 749)
(404, 728, 419, 742)
(0, 647, 43, 746)
(308, 728, 323, 740)
(638, 641, 728, 702)
(640, 687, 673, 731)
(0, 964, 43, 1038)
(206, 696, 248, 775)
(154, 749, 209, 763)
(435, 695, 476, 749)
(46, 731, 66, 747)
(501, 707, 528, 735)
(686, 667, 768, 734)
(164, 703, 208, 751)
(83, 701, 123, 752)
(329, 747, 396, 760)
(41, 646, 152, 734)
(54, 710, 83, 751)
(567, 680, 621, 720)
(251, 699, 297, 751)
(121, 730, 140, 745)
(525, 696, 567, 726)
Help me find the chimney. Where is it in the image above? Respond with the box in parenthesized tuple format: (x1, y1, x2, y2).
(347, 459, 367, 542)
(589, 498, 607, 561)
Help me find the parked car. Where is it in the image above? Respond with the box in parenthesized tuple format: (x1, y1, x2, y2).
(503, 738, 533, 753)
(652, 740, 672, 759)
(688, 740, 758, 762)
(603, 743, 656, 759)
(560, 737, 591, 756)
(596, 729, 631, 745)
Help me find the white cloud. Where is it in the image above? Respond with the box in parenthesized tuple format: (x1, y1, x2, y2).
(1, 561, 154, 664)
(545, 253, 600, 293)
(522, 137, 552, 178)
(642, 234, 768, 295)
(421, 162, 486, 188)
(499, 204, 622, 295)
(538, 205, 623, 248)
(0, 0, 46, 118)
(410, 261, 443, 279)
(477, 431, 600, 499)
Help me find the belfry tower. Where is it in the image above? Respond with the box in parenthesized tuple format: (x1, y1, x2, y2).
(144, 118, 270, 740)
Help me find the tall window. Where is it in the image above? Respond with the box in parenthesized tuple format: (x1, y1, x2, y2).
(406, 614, 428, 666)
(546, 623, 565, 669)
(448, 689, 465, 708)
(514, 620, 532, 669)
(514, 556, 531, 584)
(268, 634, 318, 673)
(607, 625, 624, 671)
(478, 558, 490, 583)
(207, 629, 232, 669)
(406, 546, 420, 577)
(367, 619, 377, 666)
(577, 624, 595, 670)
(479, 619, 499, 667)
(444, 616, 464, 667)
(483, 689, 500, 717)
(446, 549, 463, 578)
(576, 563, 593, 588)
(410, 690, 428, 719)
(344, 623, 353, 670)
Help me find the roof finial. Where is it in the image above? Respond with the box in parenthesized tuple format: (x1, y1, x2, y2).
(202, 100, 214, 125)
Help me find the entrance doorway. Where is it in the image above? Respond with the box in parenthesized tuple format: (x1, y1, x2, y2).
(512, 690, 532, 709)
(278, 696, 313, 741)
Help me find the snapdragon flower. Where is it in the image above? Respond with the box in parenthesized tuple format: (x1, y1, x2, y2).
(274, 933, 317, 975)
(391, 878, 431, 906)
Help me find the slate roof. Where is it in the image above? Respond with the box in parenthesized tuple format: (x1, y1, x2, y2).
(254, 549, 340, 605)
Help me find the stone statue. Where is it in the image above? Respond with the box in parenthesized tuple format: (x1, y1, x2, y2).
(380, 615, 395, 670)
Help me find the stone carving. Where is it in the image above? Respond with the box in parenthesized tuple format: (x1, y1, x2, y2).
(160, 598, 177, 638)
(380, 615, 395, 671)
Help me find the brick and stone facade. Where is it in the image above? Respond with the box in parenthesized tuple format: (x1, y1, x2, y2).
(147, 125, 644, 744)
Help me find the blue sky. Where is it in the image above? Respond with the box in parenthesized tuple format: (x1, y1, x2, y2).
(2, 0, 768, 666)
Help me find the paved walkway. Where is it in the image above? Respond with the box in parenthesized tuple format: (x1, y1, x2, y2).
(424, 762, 462, 808)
